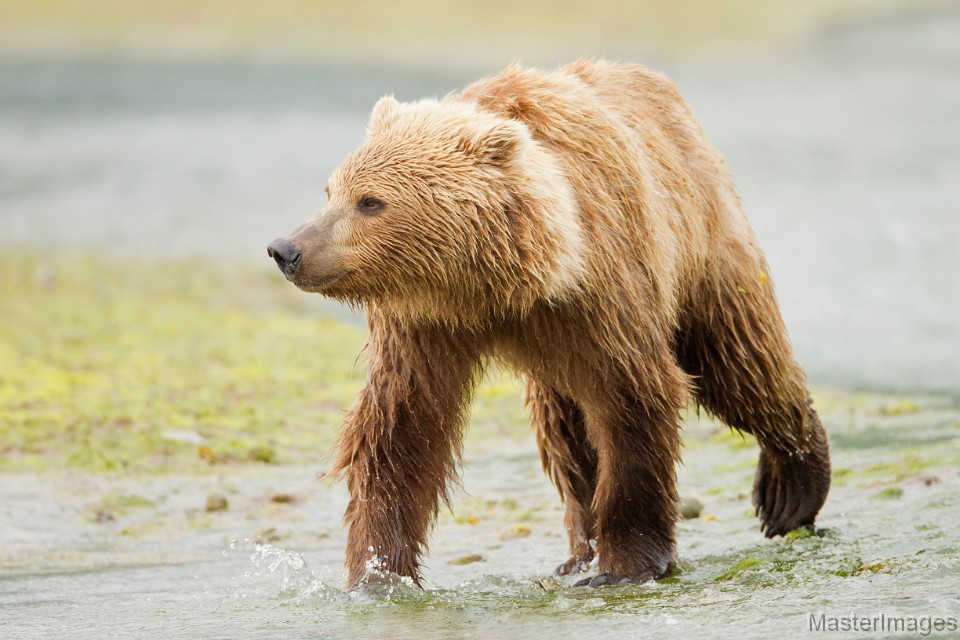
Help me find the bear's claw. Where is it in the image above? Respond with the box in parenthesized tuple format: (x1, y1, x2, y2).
(753, 430, 831, 538)
(554, 549, 594, 576)
(573, 573, 650, 588)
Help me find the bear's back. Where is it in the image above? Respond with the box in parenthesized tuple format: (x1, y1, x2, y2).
(457, 60, 729, 314)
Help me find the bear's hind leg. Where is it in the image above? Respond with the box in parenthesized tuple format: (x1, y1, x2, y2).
(676, 265, 831, 538)
(574, 359, 687, 587)
(524, 380, 598, 576)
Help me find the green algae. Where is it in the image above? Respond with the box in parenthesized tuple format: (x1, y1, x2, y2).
(99, 493, 155, 514)
(0, 254, 533, 474)
(716, 557, 762, 581)
(783, 526, 817, 542)
(0, 254, 369, 472)
(875, 487, 904, 499)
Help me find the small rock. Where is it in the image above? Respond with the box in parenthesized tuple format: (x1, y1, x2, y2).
(269, 493, 296, 504)
(679, 497, 704, 519)
(500, 524, 532, 540)
(448, 553, 485, 566)
(247, 446, 275, 463)
(536, 576, 563, 591)
(205, 493, 229, 512)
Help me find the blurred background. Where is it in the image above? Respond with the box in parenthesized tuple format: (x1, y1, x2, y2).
(1, 0, 958, 392)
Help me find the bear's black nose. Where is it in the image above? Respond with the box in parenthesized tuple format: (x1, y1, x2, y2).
(267, 238, 302, 276)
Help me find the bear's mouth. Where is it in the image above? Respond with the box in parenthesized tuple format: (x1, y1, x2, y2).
(290, 270, 351, 293)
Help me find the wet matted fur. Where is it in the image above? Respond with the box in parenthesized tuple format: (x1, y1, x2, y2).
(269, 59, 831, 589)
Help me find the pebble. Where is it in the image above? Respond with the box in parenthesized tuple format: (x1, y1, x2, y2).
(679, 496, 704, 519)
(448, 553, 485, 565)
(205, 493, 229, 512)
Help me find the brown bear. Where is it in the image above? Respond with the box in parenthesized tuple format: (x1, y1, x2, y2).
(267, 59, 831, 589)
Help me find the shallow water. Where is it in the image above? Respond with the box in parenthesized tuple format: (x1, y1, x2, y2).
(0, 9, 958, 394)
(2, 391, 958, 639)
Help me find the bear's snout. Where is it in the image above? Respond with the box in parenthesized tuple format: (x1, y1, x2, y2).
(267, 238, 302, 277)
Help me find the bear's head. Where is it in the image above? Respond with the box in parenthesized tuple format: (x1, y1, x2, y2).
(268, 95, 585, 322)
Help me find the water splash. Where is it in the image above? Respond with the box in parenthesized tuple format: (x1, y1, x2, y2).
(348, 548, 422, 603)
(248, 542, 337, 602)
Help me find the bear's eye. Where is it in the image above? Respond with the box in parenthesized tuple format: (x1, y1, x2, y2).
(357, 196, 385, 214)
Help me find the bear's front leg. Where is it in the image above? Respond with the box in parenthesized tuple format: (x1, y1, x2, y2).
(331, 312, 479, 589)
(575, 363, 686, 587)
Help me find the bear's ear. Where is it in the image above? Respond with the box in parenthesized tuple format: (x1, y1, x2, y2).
(459, 121, 523, 167)
(368, 95, 400, 133)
